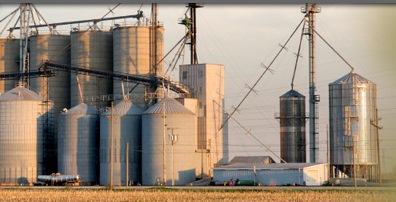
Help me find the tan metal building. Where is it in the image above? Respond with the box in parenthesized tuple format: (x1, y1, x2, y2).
(179, 63, 228, 177)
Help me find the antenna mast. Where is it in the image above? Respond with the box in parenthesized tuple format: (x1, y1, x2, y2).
(302, 3, 321, 163)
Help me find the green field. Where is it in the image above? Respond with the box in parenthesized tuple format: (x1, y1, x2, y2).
(0, 187, 395, 201)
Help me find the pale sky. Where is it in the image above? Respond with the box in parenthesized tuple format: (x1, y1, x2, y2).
(1, 4, 395, 173)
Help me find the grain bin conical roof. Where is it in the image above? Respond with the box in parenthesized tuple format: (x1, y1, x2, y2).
(62, 103, 98, 115)
(143, 97, 194, 114)
(102, 99, 144, 116)
(0, 86, 46, 101)
(280, 89, 305, 98)
(330, 72, 374, 85)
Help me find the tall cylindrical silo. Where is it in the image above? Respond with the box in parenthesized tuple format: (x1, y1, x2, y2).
(30, 34, 71, 173)
(112, 26, 164, 109)
(30, 34, 71, 111)
(71, 30, 113, 109)
(100, 99, 143, 186)
(0, 38, 20, 93)
(0, 85, 53, 185)
(329, 72, 378, 179)
(142, 97, 197, 186)
(58, 103, 99, 185)
(279, 89, 306, 163)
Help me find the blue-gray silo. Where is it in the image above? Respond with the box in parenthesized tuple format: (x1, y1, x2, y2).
(112, 26, 164, 108)
(329, 72, 378, 178)
(142, 97, 197, 186)
(279, 89, 306, 163)
(70, 30, 113, 109)
(0, 38, 20, 93)
(100, 99, 143, 186)
(30, 34, 71, 173)
(58, 103, 99, 185)
(0, 85, 53, 185)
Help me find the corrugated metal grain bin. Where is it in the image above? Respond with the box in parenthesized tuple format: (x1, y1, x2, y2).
(279, 89, 306, 163)
(0, 38, 20, 93)
(70, 30, 113, 109)
(100, 99, 143, 186)
(58, 103, 99, 185)
(329, 72, 378, 179)
(142, 97, 197, 185)
(0, 85, 53, 185)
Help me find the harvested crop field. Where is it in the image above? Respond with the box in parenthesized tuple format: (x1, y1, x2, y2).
(0, 187, 395, 201)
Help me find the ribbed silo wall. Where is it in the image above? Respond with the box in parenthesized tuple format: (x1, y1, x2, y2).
(29, 34, 71, 173)
(0, 39, 20, 93)
(329, 73, 377, 166)
(142, 98, 197, 186)
(0, 87, 53, 185)
(71, 30, 113, 109)
(58, 104, 99, 185)
(112, 26, 164, 108)
(99, 100, 143, 186)
(279, 90, 306, 163)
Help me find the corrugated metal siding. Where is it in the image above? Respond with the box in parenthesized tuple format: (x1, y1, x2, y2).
(329, 72, 378, 165)
(179, 63, 227, 173)
(142, 109, 197, 185)
(0, 87, 53, 185)
(0, 39, 19, 94)
(70, 30, 113, 109)
(100, 100, 143, 186)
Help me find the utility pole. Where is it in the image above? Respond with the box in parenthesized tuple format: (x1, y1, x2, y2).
(168, 128, 178, 186)
(106, 101, 115, 190)
(126, 142, 129, 187)
(353, 135, 357, 188)
(162, 102, 167, 186)
(371, 108, 383, 185)
(302, 3, 321, 163)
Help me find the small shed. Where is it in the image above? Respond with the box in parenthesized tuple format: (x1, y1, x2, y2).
(213, 161, 328, 186)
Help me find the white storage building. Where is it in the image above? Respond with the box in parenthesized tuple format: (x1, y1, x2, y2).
(213, 157, 328, 186)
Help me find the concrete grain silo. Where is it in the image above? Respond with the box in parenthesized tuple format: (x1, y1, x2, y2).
(70, 30, 113, 109)
(100, 99, 143, 186)
(58, 103, 99, 185)
(0, 85, 53, 185)
(329, 72, 378, 180)
(0, 38, 20, 93)
(112, 26, 164, 108)
(142, 97, 196, 186)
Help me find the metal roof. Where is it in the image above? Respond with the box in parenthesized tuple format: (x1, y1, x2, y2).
(102, 99, 143, 116)
(330, 72, 374, 85)
(143, 97, 194, 114)
(280, 89, 305, 98)
(229, 156, 276, 164)
(215, 163, 327, 170)
(0, 86, 46, 101)
(61, 103, 98, 115)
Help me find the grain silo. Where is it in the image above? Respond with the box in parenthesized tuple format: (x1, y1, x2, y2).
(29, 34, 71, 112)
(329, 72, 378, 180)
(0, 38, 20, 93)
(278, 89, 306, 163)
(70, 30, 113, 109)
(112, 26, 164, 109)
(58, 103, 99, 185)
(142, 97, 197, 186)
(0, 85, 53, 185)
(100, 99, 143, 186)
